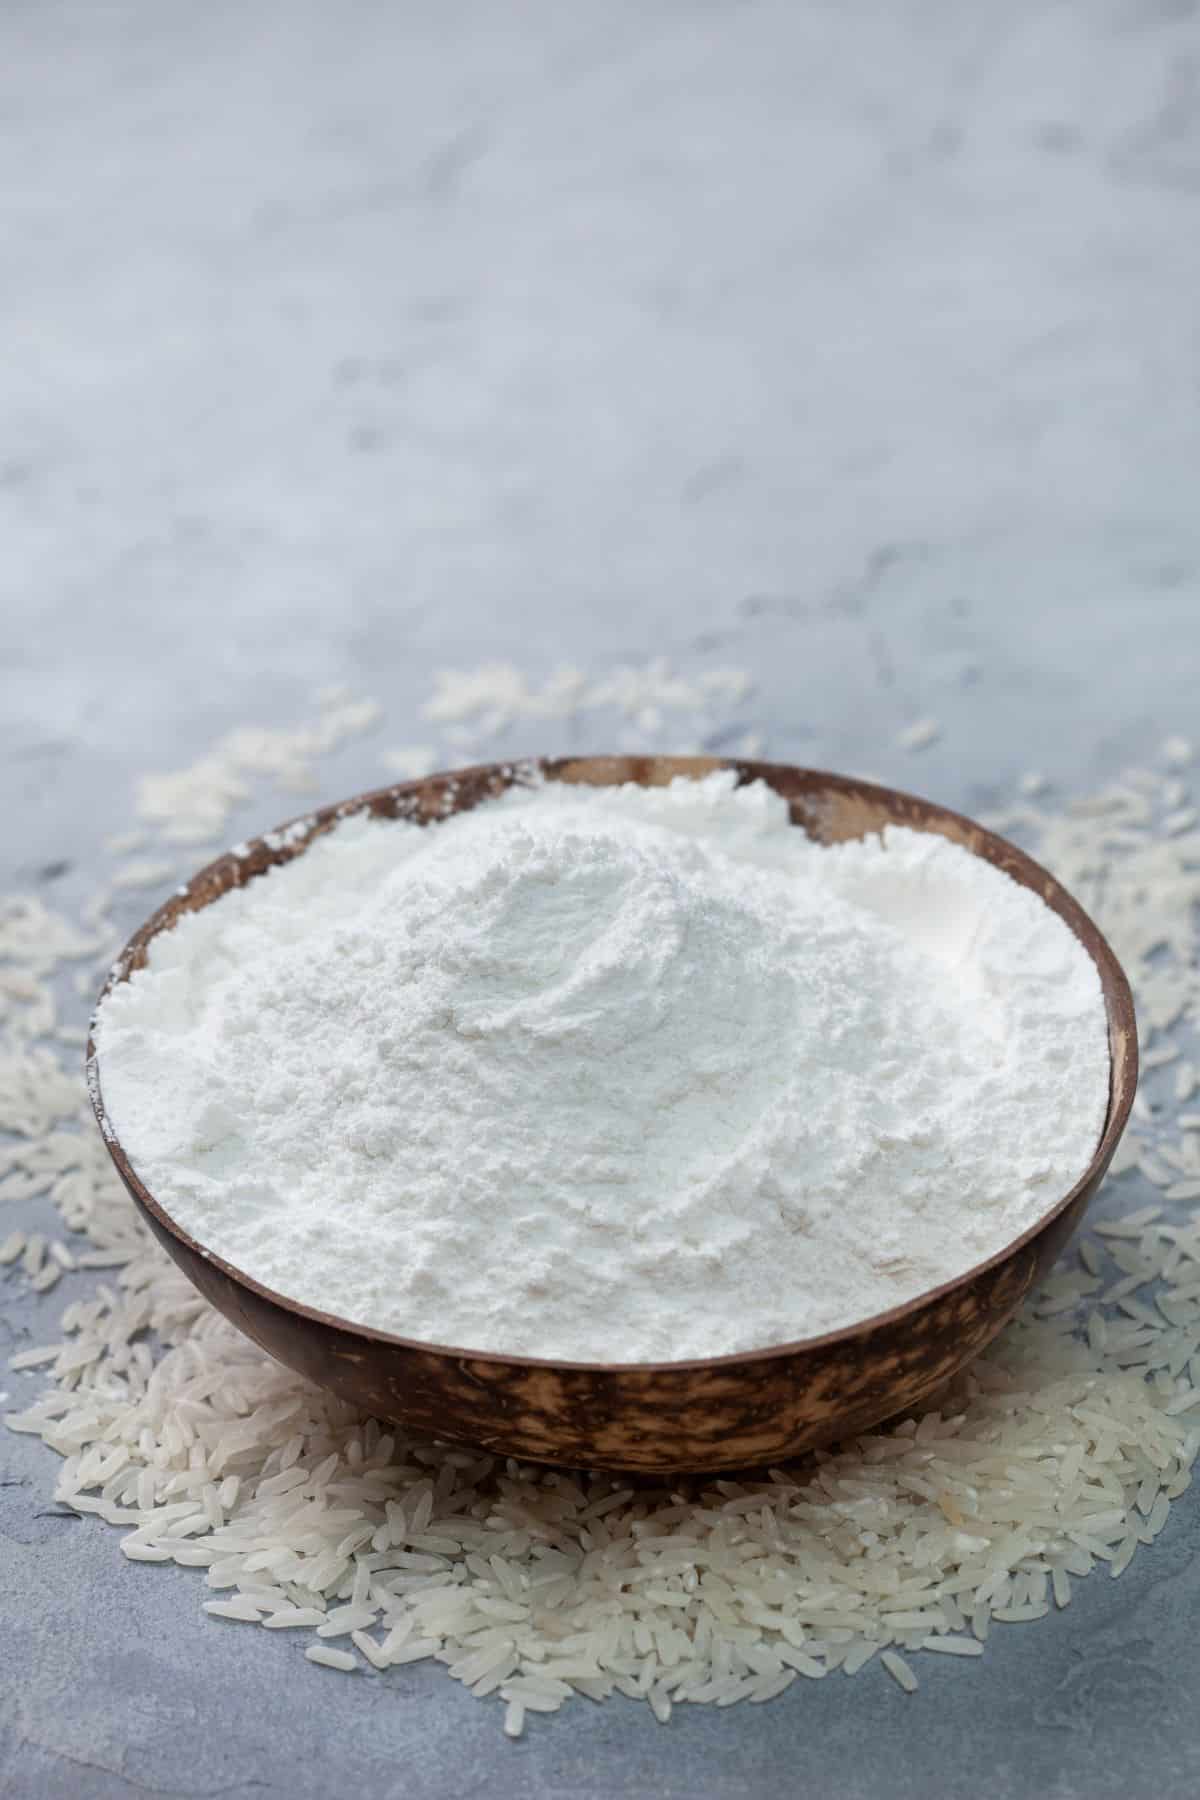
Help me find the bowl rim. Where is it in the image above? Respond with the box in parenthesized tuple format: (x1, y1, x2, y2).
(87, 754, 1138, 1376)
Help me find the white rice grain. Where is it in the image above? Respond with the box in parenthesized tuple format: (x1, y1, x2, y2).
(305, 1645, 357, 1672)
(881, 1650, 918, 1692)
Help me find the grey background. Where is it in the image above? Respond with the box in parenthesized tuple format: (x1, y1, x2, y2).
(4, 2, 1200, 1795)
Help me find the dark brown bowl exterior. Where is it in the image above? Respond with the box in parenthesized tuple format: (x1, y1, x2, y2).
(89, 756, 1137, 1474)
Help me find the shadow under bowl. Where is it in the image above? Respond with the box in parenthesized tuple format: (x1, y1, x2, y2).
(88, 755, 1138, 1473)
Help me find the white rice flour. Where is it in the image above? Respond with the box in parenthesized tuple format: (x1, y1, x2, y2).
(93, 772, 1109, 1360)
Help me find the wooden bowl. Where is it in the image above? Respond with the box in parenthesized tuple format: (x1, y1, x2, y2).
(88, 755, 1137, 1474)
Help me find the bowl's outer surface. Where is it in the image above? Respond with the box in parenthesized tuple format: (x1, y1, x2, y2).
(89, 755, 1138, 1473)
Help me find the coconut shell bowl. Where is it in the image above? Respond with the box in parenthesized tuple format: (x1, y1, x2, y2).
(87, 755, 1137, 1474)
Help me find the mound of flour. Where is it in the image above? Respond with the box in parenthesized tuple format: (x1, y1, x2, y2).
(93, 773, 1110, 1360)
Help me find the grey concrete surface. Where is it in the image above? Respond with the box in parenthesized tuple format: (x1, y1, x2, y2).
(4, 2, 1200, 1795)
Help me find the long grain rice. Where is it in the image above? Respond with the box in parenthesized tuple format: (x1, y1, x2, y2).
(5, 708, 1200, 1734)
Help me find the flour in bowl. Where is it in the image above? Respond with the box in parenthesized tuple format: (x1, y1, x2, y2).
(92, 772, 1110, 1360)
